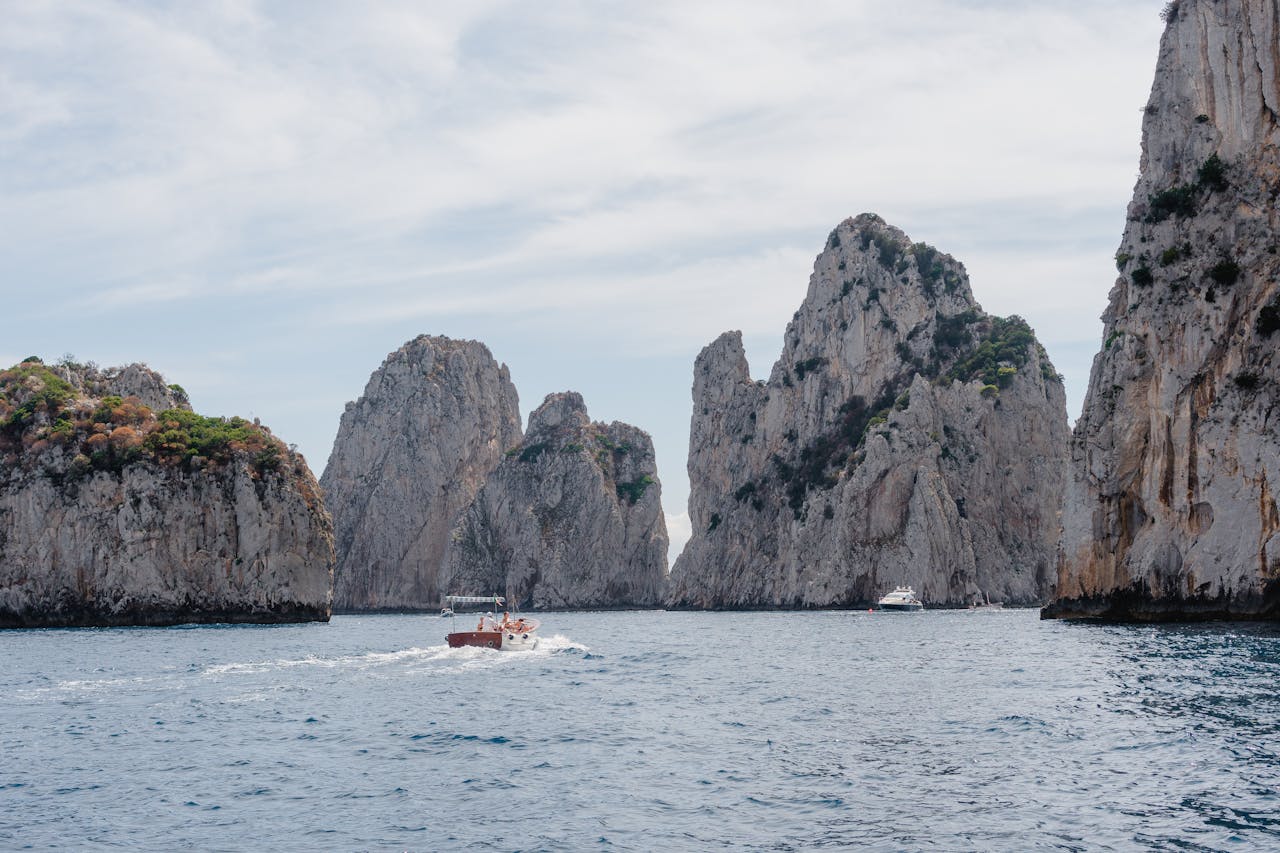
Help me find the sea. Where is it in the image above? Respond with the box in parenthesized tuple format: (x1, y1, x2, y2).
(2, 609, 1278, 852)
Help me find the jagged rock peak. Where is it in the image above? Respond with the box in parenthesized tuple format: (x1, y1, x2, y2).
(695, 332, 753, 397)
(1137, 0, 1279, 187)
(526, 391, 590, 437)
(670, 215, 1068, 609)
(442, 392, 669, 609)
(320, 334, 521, 611)
(1045, 0, 1280, 621)
(0, 358, 333, 627)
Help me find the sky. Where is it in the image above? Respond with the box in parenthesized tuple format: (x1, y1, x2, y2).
(1, 1, 1168, 562)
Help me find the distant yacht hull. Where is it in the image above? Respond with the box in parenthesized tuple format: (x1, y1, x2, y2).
(879, 602, 924, 612)
(877, 585, 924, 611)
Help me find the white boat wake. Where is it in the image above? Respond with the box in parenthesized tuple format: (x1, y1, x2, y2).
(199, 633, 591, 678)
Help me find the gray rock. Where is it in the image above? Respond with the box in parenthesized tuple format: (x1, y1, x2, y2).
(56, 361, 190, 412)
(1045, 0, 1280, 620)
(669, 215, 1069, 608)
(0, 361, 333, 627)
(441, 392, 669, 608)
(321, 335, 521, 610)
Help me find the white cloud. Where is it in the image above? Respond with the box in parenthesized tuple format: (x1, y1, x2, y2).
(0, 1, 1167, 506)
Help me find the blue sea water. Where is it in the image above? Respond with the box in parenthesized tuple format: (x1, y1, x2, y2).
(2, 609, 1279, 851)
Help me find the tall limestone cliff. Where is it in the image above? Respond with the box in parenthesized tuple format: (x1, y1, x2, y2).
(1046, 0, 1280, 620)
(0, 359, 333, 627)
(668, 215, 1069, 608)
(441, 392, 668, 608)
(321, 336, 521, 610)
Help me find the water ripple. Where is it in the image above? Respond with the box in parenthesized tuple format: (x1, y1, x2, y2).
(2, 611, 1279, 850)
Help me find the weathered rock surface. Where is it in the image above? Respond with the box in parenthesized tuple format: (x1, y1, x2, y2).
(0, 360, 333, 628)
(668, 215, 1069, 608)
(321, 336, 521, 610)
(441, 392, 668, 608)
(1045, 0, 1280, 620)
(56, 362, 191, 413)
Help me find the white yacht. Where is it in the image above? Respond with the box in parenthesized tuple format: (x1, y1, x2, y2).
(877, 586, 924, 611)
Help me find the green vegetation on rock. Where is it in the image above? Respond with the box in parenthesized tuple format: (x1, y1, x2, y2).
(616, 475, 654, 505)
(1207, 258, 1241, 286)
(1144, 152, 1229, 223)
(0, 361, 286, 479)
(944, 315, 1037, 386)
(794, 357, 826, 380)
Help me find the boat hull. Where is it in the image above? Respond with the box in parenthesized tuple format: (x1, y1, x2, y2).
(446, 629, 539, 651)
(879, 603, 924, 612)
(447, 630, 503, 649)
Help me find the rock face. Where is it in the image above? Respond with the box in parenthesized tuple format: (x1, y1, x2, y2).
(441, 392, 668, 608)
(54, 361, 190, 413)
(321, 336, 521, 610)
(1045, 0, 1280, 620)
(668, 215, 1069, 608)
(0, 359, 333, 628)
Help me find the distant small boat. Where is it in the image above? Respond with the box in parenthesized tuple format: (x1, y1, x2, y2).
(969, 592, 1003, 611)
(442, 595, 540, 651)
(878, 586, 924, 611)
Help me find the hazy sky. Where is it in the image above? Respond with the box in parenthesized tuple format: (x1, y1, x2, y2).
(2, 1, 1167, 560)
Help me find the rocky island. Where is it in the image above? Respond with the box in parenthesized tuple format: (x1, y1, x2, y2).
(1045, 0, 1280, 620)
(0, 359, 333, 627)
(668, 215, 1069, 608)
(320, 336, 522, 610)
(442, 392, 668, 608)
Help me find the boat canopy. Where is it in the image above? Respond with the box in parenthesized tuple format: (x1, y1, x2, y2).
(444, 595, 506, 606)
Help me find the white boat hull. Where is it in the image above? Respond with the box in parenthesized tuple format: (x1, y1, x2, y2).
(500, 629, 539, 651)
(877, 585, 924, 611)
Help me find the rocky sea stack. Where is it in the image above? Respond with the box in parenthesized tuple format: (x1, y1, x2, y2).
(442, 392, 669, 608)
(668, 215, 1069, 608)
(0, 359, 333, 628)
(1045, 0, 1280, 621)
(321, 336, 522, 610)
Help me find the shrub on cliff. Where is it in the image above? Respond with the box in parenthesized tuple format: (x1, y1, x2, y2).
(616, 475, 654, 504)
(1146, 185, 1198, 222)
(1, 363, 75, 434)
(945, 315, 1036, 386)
(1257, 297, 1280, 337)
(1197, 153, 1228, 192)
(144, 410, 268, 465)
(1207, 259, 1241, 286)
